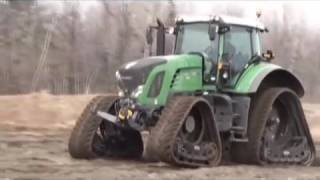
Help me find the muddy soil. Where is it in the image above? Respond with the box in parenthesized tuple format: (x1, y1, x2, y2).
(0, 94, 319, 180)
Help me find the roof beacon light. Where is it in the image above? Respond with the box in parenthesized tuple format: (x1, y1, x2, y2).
(256, 10, 262, 18)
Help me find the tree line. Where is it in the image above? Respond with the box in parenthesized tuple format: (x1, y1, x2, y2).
(0, 1, 319, 101)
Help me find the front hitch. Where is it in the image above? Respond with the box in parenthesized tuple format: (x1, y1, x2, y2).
(97, 107, 147, 131)
(97, 111, 118, 124)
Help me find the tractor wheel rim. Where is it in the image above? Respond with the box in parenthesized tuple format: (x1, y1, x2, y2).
(179, 109, 205, 144)
(185, 116, 196, 133)
(264, 108, 281, 142)
(260, 100, 291, 161)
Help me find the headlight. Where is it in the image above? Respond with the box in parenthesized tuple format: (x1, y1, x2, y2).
(131, 85, 144, 98)
(118, 90, 124, 97)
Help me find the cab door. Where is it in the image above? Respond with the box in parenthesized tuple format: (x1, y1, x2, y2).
(218, 26, 257, 88)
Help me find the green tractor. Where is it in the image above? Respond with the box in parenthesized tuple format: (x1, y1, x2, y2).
(68, 15, 315, 167)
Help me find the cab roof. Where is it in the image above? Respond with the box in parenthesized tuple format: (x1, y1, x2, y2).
(176, 15, 266, 31)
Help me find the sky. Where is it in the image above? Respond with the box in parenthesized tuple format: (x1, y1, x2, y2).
(179, 1, 320, 27)
(46, 1, 320, 28)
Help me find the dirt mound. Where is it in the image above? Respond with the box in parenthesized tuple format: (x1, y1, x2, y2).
(0, 93, 94, 132)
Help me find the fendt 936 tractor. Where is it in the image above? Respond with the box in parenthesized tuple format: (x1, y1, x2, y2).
(68, 15, 316, 167)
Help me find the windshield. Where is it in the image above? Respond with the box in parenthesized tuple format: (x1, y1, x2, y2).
(175, 23, 212, 54)
(175, 23, 219, 82)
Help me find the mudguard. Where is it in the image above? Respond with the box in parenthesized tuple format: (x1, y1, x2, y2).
(233, 62, 304, 97)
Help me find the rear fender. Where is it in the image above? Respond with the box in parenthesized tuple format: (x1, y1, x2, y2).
(234, 63, 304, 97)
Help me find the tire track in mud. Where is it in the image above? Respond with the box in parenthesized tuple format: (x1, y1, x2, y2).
(0, 130, 319, 180)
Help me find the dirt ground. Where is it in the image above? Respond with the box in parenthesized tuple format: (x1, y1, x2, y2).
(0, 93, 319, 180)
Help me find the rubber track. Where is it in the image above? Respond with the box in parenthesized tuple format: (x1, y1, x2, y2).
(68, 95, 118, 159)
(146, 96, 221, 167)
(232, 88, 315, 165)
(68, 96, 117, 159)
(144, 96, 183, 162)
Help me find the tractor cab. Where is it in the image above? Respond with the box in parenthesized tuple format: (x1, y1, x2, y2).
(146, 15, 273, 90)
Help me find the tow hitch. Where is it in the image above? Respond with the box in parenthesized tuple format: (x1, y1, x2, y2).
(97, 108, 147, 131)
(97, 111, 118, 124)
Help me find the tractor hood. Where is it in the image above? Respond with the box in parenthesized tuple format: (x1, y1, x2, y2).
(115, 54, 203, 96)
(116, 57, 167, 94)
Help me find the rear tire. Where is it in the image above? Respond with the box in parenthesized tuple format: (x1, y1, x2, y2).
(68, 96, 143, 159)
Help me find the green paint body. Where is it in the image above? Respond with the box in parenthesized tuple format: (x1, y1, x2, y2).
(134, 54, 282, 106)
(136, 54, 203, 106)
(229, 62, 281, 94)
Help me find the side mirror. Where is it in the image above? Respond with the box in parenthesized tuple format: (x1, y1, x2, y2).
(146, 27, 153, 45)
(262, 50, 275, 61)
(208, 24, 217, 41)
